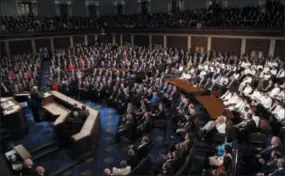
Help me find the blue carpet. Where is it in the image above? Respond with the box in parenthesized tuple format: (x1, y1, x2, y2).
(12, 108, 54, 151)
(39, 60, 50, 89)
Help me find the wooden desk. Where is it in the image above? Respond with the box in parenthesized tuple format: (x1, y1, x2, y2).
(166, 78, 204, 95)
(49, 91, 101, 157)
(14, 145, 31, 160)
(196, 95, 226, 120)
(42, 102, 70, 126)
(1, 98, 27, 137)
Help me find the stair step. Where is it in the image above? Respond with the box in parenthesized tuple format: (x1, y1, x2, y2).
(33, 146, 60, 161)
(50, 153, 92, 176)
(30, 141, 56, 155)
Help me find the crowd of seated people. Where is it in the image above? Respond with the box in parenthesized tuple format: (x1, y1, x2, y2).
(1, 40, 285, 175)
(1, 0, 284, 33)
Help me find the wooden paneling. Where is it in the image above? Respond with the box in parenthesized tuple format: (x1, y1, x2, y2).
(88, 35, 95, 45)
(275, 40, 285, 60)
(73, 36, 85, 45)
(167, 36, 187, 49)
(98, 34, 112, 43)
(35, 39, 50, 52)
(152, 35, 163, 46)
(134, 35, 149, 46)
(116, 34, 121, 44)
(54, 37, 70, 49)
(10, 40, 32, 55)
(123, 35, 131, 44)
(191, 36, 207, 51)
(0, 42, 6, 57)
(211, 38, 241, 54)
(245, 39, 270, 56)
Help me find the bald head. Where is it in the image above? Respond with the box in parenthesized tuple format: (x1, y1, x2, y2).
(104, 168, 111, 176)
(24, 158, 33, 168)
(73, 111, 79, 117)
(32, 86, 38, 92)
(271, 136, 281, 147)
(35, 166, 45, 175)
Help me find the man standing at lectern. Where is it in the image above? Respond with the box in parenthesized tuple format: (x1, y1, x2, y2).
(29, 86, 42, 122)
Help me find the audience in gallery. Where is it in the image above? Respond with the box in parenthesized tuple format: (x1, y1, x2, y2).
(1, 41, 285, 176)
(1, 0, 284, 33)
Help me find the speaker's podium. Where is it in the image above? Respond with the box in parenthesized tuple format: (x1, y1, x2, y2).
(1, 97, 27, 138)
(41, 91, 101, 157)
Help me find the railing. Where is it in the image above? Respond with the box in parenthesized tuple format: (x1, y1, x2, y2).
(1, 26, 284, 40)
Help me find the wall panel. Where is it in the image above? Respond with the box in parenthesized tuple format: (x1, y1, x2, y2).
(0, 0, 17, 15)
(37, 0, 56, 16)
(275, 40, 285, 60)
(1, 42, 6, 57)
(10, 40, 32, 55)
(54, 37, 70, 49)
(123, 35, 131, 44)
(116, 35, 121, 44)
(88, 35, 95, 45)
(211, 38, 241, 54)
(98, 34, 112, 43)
(191, 36, 207, 51)
(152, 36, 163, 46)
(73, 36, 85, 45)
(151, 0, 168, 13)
(245, 39, 270, 56)
(167, 36, 187, 49)
(134, 35, 149, 46)
(184, 0, 207, 10)
(35, 39, 50, 52)
(72, 0, 86, 16)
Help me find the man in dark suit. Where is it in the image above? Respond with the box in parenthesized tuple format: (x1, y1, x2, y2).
(71, 103, 81, 113)
(79, 105, 89, 121)
(268, 158, 285, 176)
(127, 148, 139, 168)
(225, 118, 236, 142)
(137, 112, 152, 136)
(29, 86, 42, 122)
(263, 79, 274, 92)
(129, 136, 151, 160)
(235, 113, 257, 142)
(60, 111, 83, 141)
(21, 159, 36, 176)
(258, 158, 285, 176)
(116, 114, 134, 142)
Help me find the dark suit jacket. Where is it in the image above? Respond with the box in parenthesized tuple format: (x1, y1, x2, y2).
(136, 142, 150, 159)
(79, 110, 89, 121)
(30, 92, 42, 108)
(138, 117, 152, 133)
(226, 121, 236, 142)
(21, 166, 36, 176)
(264, 84, 274, 92)
(127, 155, 139, 168)
(63, 116, 83, 135)
(244, 120, 257, 134)
(118, 120, 133, 134)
